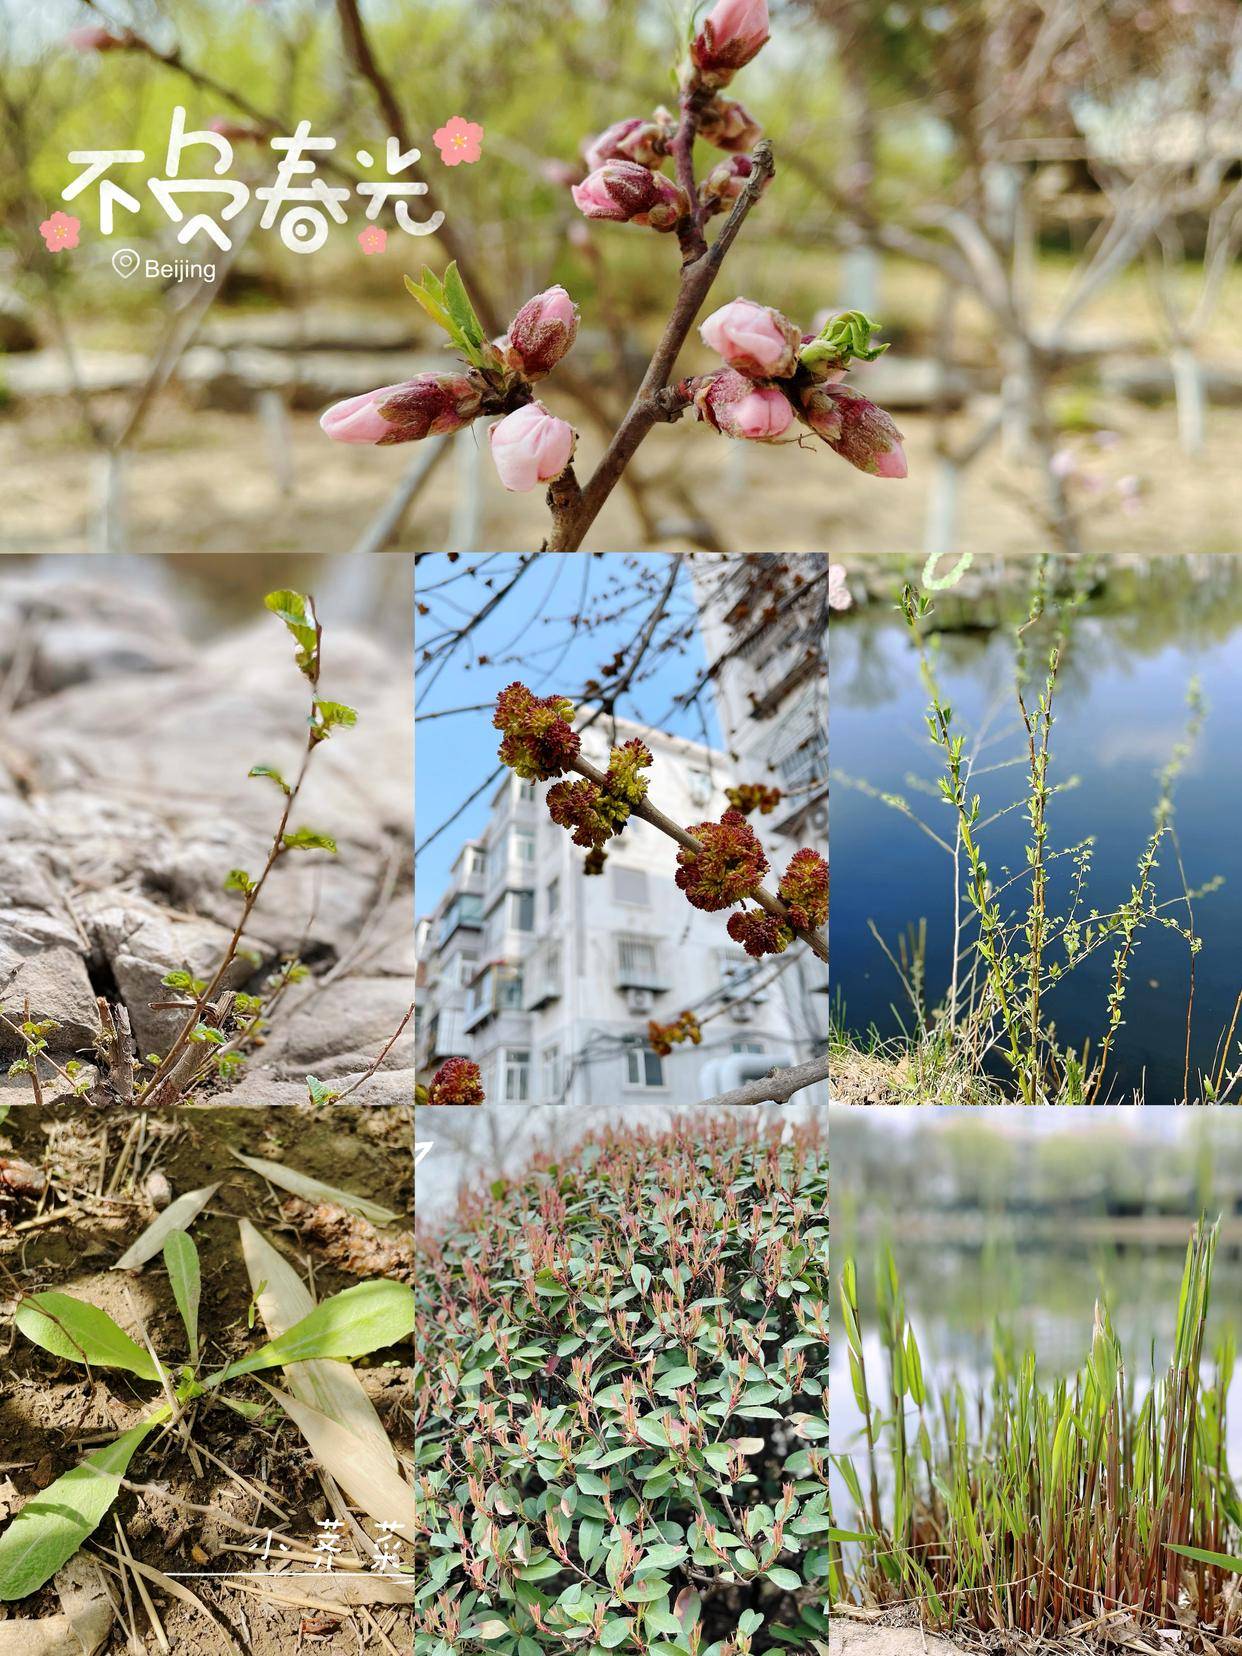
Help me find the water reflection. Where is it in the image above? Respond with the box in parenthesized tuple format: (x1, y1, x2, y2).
(829, 1232, 1242, 1519)
(830, 556, 1242, 1098)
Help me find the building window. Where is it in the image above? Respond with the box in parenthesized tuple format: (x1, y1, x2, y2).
(612, 865, 649, 906)
(686, 767, 713, 806)
(731, 1040, 765, 1054)
(467, 845, 488, 878)
(546, 944, 561, 983)
(457, 952, 478, 987)
(503, 1048, 530, 1102)
(619, 938, 657, 978)
(516, 779, 536, 802)
(542, 1043, 562, 1101)
(499, 969, 524, 1009)
(509, 889, 535, 931)
(625, 1042, 665, 1089)
(547, 875, 560, 918)
(514, 827, 536, 865)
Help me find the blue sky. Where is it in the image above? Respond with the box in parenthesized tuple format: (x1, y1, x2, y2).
(414, 552, 721, 912)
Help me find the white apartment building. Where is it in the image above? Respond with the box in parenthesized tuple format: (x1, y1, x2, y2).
(415, 716, 826, 1105)
(691, 552, 829, 1055)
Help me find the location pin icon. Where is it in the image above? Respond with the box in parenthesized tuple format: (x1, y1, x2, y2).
(111, 248, 140, 279)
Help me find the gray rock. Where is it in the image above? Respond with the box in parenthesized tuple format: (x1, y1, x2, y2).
(81, 893, 266, 1055)
(258, 978, 415, 1078)
(0, 941, 100, 1059)
(0, 577, 413, 1097)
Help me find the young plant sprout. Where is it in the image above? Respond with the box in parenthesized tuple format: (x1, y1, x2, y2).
(319, 1, 906, 550)
(0, 1227, 414, 1600)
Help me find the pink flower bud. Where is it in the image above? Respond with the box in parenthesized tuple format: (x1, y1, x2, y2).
(700, 298, 801, 379)
(572, 161, 691, 232)
(499, 285, 580, 381)
(695, 370, 793, 442)
(698, 97, 763, 152)
(582, 117, 670, 173)
(690, 0, 770, 86)
(489, 402, 576, 492)
(67, 25, 130, 51)
(700, 153, 770, 217)
(320, 371, 486, 445)
(801, 385, 907, 478)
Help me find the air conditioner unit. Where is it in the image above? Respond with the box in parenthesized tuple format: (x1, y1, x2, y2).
(625, 986, 655, 1014)
(729, 1000, 755, 1022)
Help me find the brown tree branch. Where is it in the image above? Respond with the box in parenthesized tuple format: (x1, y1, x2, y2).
(569, 753, 828, 963)
(547, 140, 777, 552)
(697, 1052, 829, 1105)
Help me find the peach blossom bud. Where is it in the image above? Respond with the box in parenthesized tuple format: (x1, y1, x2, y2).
(690, 0, 770, 86)
(700, 153, 770, 217)
(67, 25, 130, 51)
(319, 371, 486, 445)
(207, 118, 265, 144)
(698, 96, 763, 152)
(801, 384, 907, 477)
(572, 161, 691, 232)
(500, 285, 580, 381)
(695, 370, 793, 441)
(489, 401, 576, 491)
(700, 298, 800, 379)
(582, 117, 670, 172)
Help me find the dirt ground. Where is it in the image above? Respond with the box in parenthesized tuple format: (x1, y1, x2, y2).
(0, 1104, 413, 1655)
(829, 1613, 965, 1656)
(4, 391, 1242, 556)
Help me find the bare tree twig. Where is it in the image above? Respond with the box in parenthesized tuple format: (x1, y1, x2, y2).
(697, 1052, 829, 1106)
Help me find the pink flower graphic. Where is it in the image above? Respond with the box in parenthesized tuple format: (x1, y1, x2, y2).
(39, 211, 80, 252)
(357, 224, 388, 256)
(433, 116, 484, 167)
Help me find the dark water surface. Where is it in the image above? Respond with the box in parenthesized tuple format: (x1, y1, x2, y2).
(831, 560, 1242, 1100)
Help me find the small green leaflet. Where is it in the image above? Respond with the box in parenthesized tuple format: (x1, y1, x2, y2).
(403, 263, 490, 369)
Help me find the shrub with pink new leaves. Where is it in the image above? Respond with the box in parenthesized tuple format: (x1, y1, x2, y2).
(413, 1113, 829, 1650)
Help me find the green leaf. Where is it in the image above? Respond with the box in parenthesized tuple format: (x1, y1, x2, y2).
(281, 828, 337, 854)
(306, 1075, 341, 1108)
(248, 763, 291, 795)
(224, 868, 255, 894)
(1169, 1543, 1242, 1573)
(0, 1416, 163, 1600)
(206, 1279, 414, 1385)
(600, 1620, 634, 1649)
(164, 1231, 201, 1365)
(313, 701, 358, 735)
(264, 589, 319, 678)
(738, 1609, 764, 1636)
(15, 1292, 162, 1381)
(767, 1566, 802, 1590)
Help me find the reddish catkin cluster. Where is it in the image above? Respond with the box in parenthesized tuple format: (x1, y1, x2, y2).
(727, 848, 829, 957)
(546, 738, 653, 849)
(778, 847, 829, 931)
(493, 683, 580, 780)
(675, 808, 769, 910)
(725, 781, 782, 816)
(647, 1009, 703, 1058)
(423, 1057, 485, 1106)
